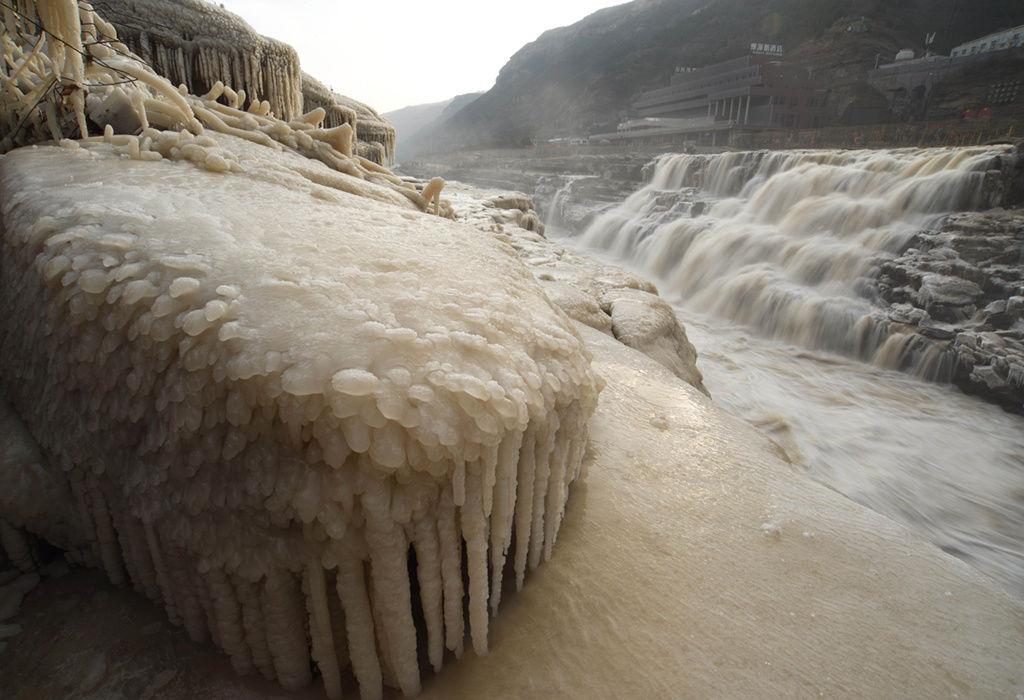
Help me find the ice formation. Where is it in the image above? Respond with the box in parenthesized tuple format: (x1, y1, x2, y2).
(86, 0, 304, 121)
(0, 3, 601, 698)
(303, 73, 398, 166)
(1, 0, 398, 166)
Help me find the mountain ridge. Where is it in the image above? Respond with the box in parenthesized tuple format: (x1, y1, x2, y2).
(409, 0, 1024, 153)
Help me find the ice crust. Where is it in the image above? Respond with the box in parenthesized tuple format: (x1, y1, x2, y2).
(0, 3, 601, 697)
(0, 136, 600, 697)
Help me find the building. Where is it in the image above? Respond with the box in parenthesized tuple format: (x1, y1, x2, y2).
(950, 24, 1024, 58)
(868, 24, 1024, 121)
(628, 50, 827, 131)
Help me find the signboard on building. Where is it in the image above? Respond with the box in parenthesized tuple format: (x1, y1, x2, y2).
(751, 43, 783, 56)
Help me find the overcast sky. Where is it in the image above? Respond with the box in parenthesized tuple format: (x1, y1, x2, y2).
(219, 0, 624, 114)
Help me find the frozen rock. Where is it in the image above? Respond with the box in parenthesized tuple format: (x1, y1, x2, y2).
(303, 73, 397, 165)
(77, 652, 108, 693)
(99, 0, 304, 120)
(441, 181, 708, 394)
(537, 281, 614, 335)
(0, 58, 599, 699)
(600, 288, 708, 396)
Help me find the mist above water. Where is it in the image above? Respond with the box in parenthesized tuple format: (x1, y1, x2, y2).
(555, 146, 1024, 597)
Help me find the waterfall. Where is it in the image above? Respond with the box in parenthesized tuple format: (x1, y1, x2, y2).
(577, 146, 1012, 380)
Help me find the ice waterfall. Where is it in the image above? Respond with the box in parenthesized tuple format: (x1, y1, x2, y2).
(579, 146, 1018, 382)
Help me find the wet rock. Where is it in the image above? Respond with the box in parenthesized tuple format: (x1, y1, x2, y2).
(871, 209, 1024, 412)
(538, 280, 614, 335)
(600, 288, 709, 396)
(0, 572, 39, 621)
(141, 669, 177, 699)
(485, 194, 534, 211)
(77, 652, 108, 693)
(887, 303, 930, 325)
(918, 323, 957, 340)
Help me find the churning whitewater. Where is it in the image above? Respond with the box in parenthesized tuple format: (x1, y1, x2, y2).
(561, 145, 1024, 597)
(580, 147, 1015, 376)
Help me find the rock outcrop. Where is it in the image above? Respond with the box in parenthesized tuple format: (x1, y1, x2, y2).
(302, 73, 396, 165)
(874, 207, 1024, 411)
(100, 0, 395, 165)
(97, 0, 303, 120)
(442, 183, 709, 396)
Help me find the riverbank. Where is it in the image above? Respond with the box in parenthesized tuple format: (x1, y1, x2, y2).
(4, 167, 1024, 698)
(6, 319, 1022, 699)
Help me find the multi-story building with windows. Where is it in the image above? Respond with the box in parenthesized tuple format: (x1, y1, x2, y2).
(950, 24, 1024, 57)
(591, 48, 827, 145)
(632, 53, 827, 129)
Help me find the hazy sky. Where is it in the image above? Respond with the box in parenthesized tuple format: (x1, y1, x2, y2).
(219, 0, 624, 114)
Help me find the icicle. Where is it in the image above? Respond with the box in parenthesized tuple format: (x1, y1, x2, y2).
(122, 515, 161, 602)
(513, 429, 538, 590)
(161, 541, 207, 642)
(143, 522, 183, 627)
(304, 553, 343, 700)
(235, 576, 276, 680)
(335, 553, 383, 700)
(365, 510, 420, 696)
(325, 571, 350, 675)
(461, 467, 490, 656)
(436, 489, 464, 656)
(85, 474, 124, 585)
(528, 422, 556, 571)
(208, 567, 253, 675)
(195, 569, 223, 649)
(412, 515, 444, 673)
(543, 428, 571, 561)
(109, 506, 142, 593)
(262, 570, 312, 690)
(488, 431, 523, 614)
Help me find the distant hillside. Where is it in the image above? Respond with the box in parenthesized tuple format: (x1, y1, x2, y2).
(413, 0, 1024, 153)
(384, 93, 482, 162)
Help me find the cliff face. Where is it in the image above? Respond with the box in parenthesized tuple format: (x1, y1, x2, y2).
(415, 0, 1024, 152)
(101, 0, 396, 163)
(97, 0, 304, 120)
(384, 93, 483, 162)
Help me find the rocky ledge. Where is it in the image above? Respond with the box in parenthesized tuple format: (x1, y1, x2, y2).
(872, 208, 1024, 411)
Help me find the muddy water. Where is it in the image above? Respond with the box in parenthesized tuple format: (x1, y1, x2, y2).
(555, 146, 1024, 597)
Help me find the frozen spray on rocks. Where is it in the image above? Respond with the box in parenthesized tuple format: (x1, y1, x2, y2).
(0, 2, 602, 698)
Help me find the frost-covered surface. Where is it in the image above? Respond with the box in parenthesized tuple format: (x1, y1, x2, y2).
(303, 73, 397, 166)
(417, 325, 1024, 698)
(444, 182, 708, 395)
(1, 0, 397, 166)
(0, 130, 600, 697)
(4, 324, 1023, 698)
(91, 0, 304, 121)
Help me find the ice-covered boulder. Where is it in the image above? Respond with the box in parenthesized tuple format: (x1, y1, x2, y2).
(0, 130, 600, 699)
(0, 3, 601, 698)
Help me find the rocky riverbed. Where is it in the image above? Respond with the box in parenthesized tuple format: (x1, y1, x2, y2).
(874, 208, 1024, 409)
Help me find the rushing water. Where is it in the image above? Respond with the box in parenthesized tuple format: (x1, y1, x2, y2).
(554, 146, 1024, 598)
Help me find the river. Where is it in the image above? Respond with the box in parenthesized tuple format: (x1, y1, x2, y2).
(549, 146, 1024, 598)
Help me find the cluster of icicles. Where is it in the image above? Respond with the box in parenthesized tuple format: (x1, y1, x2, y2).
(0, 2, 603, 698)
(96, 0, 306, 123)
(578, 145, 1011, 379)
(0, 0, 417, 204)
